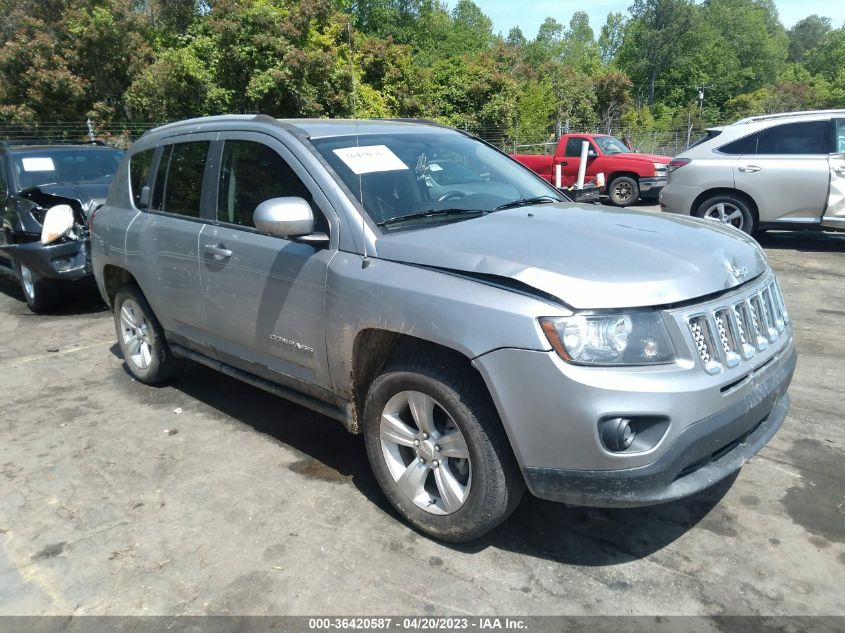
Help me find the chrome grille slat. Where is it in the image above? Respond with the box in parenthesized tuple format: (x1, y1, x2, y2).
(684, 275, 789, 374)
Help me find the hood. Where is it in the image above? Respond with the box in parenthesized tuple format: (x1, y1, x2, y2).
(374, 205, 767, 310)
(611, 152, 671, 164)
(22, 183, 111, 216)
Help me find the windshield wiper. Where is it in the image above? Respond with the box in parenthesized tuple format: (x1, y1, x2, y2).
(494, 195, 560, 211)
(377, 208, 487, 227)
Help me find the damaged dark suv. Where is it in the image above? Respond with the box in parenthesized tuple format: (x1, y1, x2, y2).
(0, 141, 124, 312)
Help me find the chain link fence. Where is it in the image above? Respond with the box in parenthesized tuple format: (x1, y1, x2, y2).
(2, 120, 707, 157)
(0, 120, 159, 149)
(464, 123, 707, 157)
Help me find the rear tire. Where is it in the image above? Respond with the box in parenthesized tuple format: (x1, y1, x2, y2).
(13, 261, 57, 313)
(607, 176, 639, 206)
(695, 194, 754, 234)
(363, 356, 524, 542)
(113, 283, 183, 384)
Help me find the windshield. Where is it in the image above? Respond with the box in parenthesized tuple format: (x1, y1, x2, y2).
(12, 148, 124, 191)
(310, 131, 563, 229)
(593, 136, 630, 155)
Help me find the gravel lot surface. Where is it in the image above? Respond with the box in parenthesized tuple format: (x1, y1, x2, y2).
(1, 215, 843, 616)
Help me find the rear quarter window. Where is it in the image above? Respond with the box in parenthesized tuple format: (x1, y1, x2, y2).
(717, 134, 757, 155)
(129, 149, 154, 208)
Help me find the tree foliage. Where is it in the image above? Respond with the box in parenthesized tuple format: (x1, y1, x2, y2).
(0, 0, 842, 143)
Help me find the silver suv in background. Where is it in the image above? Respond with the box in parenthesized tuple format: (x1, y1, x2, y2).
(660, 110, 845, 234)
(92, 116, 795, 542)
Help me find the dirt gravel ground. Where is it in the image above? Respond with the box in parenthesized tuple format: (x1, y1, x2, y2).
(0, 227, 843, 616)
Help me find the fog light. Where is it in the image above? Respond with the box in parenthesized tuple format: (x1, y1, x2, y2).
(601, 417, 636, 452)
(52, 257, 73, 272)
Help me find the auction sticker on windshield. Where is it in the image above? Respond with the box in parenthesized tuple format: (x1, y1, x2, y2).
(21, 157, 56, 172)
(333, 145, 408, 175)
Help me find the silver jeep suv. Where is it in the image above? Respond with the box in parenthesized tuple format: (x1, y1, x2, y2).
(660, 109, 845, 234)
(91, 116, 796, 542)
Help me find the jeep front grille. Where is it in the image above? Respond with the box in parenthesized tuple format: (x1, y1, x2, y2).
(686, 278, 789, 374)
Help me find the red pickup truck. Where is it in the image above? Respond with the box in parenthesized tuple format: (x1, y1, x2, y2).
(512, 133, 672, 206)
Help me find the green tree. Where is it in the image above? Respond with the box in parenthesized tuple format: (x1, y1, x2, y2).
(0, 0, 151, 124)
(594, 71, 632, 132)
(514, 79, 555, 144)
(598, 12, 626, 66)
(617, 0, 697, 105)
(788, 15, 832, 63)
(702, 0, 788, 91)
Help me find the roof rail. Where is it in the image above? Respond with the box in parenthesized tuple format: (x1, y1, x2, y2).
(139, 114, 264, 138)
(733, 109, 845, 125)
(381, 118, 452, 129)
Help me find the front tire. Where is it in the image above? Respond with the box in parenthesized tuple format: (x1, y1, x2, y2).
(113, 284, 183, 384)
(695, 194, 754, 234)
(363, 357, 524, 542)
(13, 261, 57, 313)
(607, 176, 640, 206)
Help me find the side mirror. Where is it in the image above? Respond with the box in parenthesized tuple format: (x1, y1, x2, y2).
(587, 149, 598, 158)
(139, 185, 151, 208)
(41, 204, 76, 244)
(253, 197, 315, 238)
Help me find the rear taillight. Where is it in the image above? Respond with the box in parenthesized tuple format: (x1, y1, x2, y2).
(668, 158, 691, 172)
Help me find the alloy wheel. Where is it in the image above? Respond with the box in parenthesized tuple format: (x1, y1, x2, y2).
(20, 265, 35, 301)
(120, 299, 153, 370)
(379, 390, 472, 515)
(702, 202, 745, 231)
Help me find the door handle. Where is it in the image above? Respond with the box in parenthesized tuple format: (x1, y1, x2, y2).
(204, 243, 232, 260)
(738, 165, 761, 173)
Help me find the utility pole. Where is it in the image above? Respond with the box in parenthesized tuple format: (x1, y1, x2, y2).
(698, 86, 705, 123)
(347, 22, 356, 118)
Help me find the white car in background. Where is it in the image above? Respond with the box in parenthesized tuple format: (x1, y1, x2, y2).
(660, 110, 845, 235)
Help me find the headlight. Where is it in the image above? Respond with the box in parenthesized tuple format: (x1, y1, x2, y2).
(41, 204, 76, 244)
(654, 162, 668, 173)
(540, 313, 676, 366)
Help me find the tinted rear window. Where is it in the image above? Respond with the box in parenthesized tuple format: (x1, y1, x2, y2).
(151, 142, 209, 218)
(755, 121, 830, 155)
(718, 134, 756, 155)
(130, 149, 154, 208)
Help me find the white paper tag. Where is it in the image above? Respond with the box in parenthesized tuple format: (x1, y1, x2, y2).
(429, 163, 443, 172)
(333, 145, 408, 175)
(22, 157, 56, 172)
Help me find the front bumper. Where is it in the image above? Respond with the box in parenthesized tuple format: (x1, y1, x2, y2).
(525, 348, 794, 507)
(0, 238, 91, 281)
(638, 176, 667, 197)
(473, 329, 795, 508)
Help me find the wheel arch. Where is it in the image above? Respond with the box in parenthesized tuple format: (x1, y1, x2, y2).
(101, 264, 140, 307)
(350, 329, 486, 434)
(691, 188, 759, 226)
(607, 170, 641, 185)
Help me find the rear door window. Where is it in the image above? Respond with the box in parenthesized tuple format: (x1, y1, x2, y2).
(151, 142, 210, 218)
(754, 121, 831, 155)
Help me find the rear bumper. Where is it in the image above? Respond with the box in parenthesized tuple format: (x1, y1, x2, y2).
(0, 238, 91, 281)
(659, 182, 700, 215)
(524, 348, 795, 507)
(638, 176, 667, 197)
